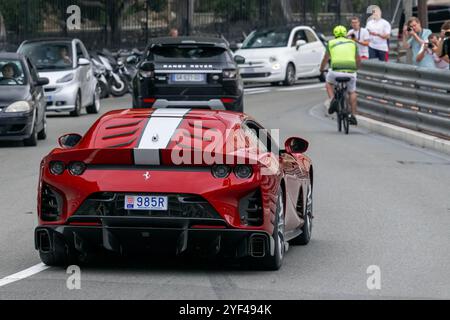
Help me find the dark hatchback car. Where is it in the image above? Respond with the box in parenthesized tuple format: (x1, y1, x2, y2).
(0, 53, 49, 146)
(132, 37, 244, 112)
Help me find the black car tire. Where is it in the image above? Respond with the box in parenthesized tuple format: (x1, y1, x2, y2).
(283, 63, 296, 86)
(290, 185, 313, 246)
(39, 234, 72, 267)
(319, 72, 327, 83)
(262, 189, 285, 271)
(37, 115, 47, 140)
(70, 92, 82, 117)
(86, 85, 101, 114)
(23, 119, 38, 147)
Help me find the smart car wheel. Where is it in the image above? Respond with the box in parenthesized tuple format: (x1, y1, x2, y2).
(319, 72, 326, 83)
(263, 189, 285, 270)
(86, 84, 101, 114)
(70, 92, 82, 117)
(283, 63, 296, 86)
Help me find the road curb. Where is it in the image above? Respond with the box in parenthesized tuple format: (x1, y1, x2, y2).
(321, 101, 450, 156)
(355, 115, 450, 156)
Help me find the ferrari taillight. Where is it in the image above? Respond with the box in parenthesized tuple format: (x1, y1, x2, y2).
(49, 161, 65, 175)
(68, 162, 87, 176)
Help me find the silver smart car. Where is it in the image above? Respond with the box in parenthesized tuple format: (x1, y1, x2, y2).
(18, 38, 100, 117)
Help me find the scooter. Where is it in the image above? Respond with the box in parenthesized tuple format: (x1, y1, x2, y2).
(97, 49, 129, 97)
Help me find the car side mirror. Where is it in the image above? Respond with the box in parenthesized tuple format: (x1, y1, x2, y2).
(78, 58, 90, 66)
(236, 43, 243, 49)
(234, 55, 246, 64)
(296, 40, 307, 50)
(58, 133, 82, 149)
(285, 137, 309, 154)
(35, 77, 49, 86)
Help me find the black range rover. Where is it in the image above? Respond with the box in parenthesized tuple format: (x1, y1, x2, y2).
(132, 37, 244, 112)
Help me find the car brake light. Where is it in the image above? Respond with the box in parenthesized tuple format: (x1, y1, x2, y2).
(143, 98, 156, 104)
(221, 98, 236, 104)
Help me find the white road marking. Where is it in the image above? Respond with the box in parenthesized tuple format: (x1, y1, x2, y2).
(277, 83, 324, 92)
(245, 89, 271, 95)
(0, 263, 49, 288)
(244, 87, 270, 92)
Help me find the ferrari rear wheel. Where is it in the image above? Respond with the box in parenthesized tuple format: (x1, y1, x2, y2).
(291, 185, 313, 245)
(263, 189, 285, 270)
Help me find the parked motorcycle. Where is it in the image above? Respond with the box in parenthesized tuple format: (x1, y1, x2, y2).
(97, 49, 129, 97)
(90, 53, 110, 99)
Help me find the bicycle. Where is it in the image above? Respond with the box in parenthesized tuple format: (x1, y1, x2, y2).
(333, 77, 352, 135)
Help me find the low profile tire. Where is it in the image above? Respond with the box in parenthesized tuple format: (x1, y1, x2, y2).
(262, 189, 286, 271)
(39, 234, 72, 267)
(37, 115, 47, 140)
(283, 63, 296, 86)
(70, 92, 82, 117)
(86, 85, 101, 114)
(290, 185, 313, 246)
(23, 119, 38, 147)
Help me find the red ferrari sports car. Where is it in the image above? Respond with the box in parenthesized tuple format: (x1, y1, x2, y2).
(35, 108, 314, 270)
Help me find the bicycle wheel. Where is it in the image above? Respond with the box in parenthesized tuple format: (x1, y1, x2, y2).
(336, 97, 343, 132)
(343, 115, 349, 134)
(342, 97, 350, 135)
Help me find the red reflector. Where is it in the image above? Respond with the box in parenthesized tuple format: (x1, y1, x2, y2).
(221, 98, 235, 104)
(143, 98, 156, 104)
(191, 225, 226, 229)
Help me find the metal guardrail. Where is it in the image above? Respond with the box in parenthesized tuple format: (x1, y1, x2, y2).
(357, 60, 450, 139)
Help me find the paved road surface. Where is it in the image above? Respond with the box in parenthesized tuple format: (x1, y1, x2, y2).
(1, 82, 449, 299)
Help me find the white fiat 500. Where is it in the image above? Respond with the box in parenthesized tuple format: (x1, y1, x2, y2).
(234, 26, 326, 86)
(18, 38, 100, 117)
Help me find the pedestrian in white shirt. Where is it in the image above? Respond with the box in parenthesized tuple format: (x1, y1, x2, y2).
(366, 5, 391, 61)
(348, 17, 370, 60)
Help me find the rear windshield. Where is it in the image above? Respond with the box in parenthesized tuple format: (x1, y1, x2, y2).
(150, 45, 231, 63)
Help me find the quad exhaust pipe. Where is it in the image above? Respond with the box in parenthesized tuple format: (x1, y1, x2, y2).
(249, 235, 267, 258)
(35, 229, 52, 253)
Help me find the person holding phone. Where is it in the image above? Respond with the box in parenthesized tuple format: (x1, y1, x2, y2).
(436, 20, 450, 70)
(402, 17, 435, 68)
(348, 17, 370, 60)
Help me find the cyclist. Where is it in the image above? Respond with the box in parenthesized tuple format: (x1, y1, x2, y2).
(320, 25, 361, 125)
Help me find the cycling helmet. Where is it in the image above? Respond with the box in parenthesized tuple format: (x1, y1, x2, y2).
(333, 25, 348, 38)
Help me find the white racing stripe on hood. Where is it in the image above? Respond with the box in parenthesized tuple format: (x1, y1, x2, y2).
(134, 108, 191, 165)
